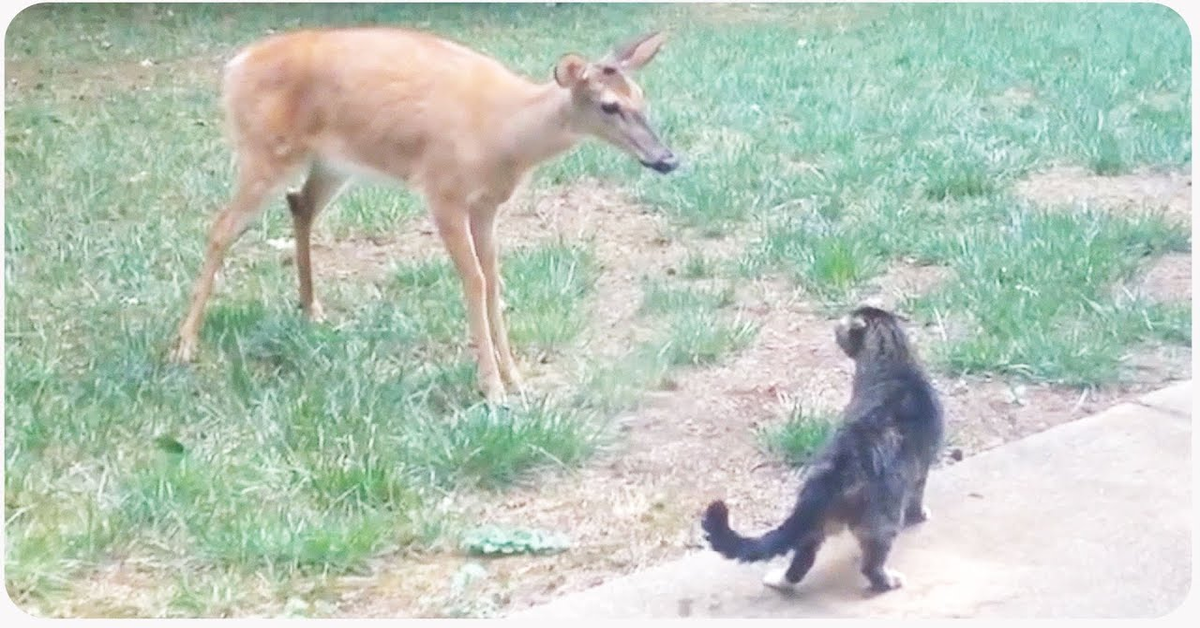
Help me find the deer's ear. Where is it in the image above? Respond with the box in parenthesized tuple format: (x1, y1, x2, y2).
(554, 53, 589, 88)
(608, 31, 667, 71)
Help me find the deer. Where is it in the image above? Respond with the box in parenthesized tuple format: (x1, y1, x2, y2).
(168, 26, 679, 403)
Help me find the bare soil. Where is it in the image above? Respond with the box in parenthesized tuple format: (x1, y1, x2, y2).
(1134, 252, 1191, 303)
(1014, 165, 1192, 226)
(7, 52, 225, 103)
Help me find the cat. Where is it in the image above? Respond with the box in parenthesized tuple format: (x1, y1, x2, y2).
(702, 305, 944, 593)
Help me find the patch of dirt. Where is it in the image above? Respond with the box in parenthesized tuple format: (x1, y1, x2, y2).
(26, 560, 175, 618)
(1119, 342, 1193, 385)
(1130, 252, 1191, 303)
(295, 231, 446, 284)
(1143, 90, 1185, 113)
(6, 53, 225, 102)
(1014, 165, 1192, 226)
(986, 85, 1038, 111)
(855, 260, 955, 311)
(685, 2, 886, 32)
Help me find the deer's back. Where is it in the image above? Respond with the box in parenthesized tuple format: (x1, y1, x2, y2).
(219, 27, 532, 177)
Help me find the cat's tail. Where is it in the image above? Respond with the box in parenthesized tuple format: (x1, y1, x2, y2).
(701, 468, 838, 563)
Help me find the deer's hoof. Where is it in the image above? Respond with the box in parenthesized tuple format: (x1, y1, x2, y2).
(304, 300, 327, 323)
(480, 378, 507, 405)
(169, 339, 198, 364)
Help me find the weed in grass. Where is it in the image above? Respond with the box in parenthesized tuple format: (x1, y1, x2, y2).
(659, 310, 758, 367)
(745, 215, 883, 301)
(923, 160, 996, 201)
(681, 251, 714, 279)
(639, 280, 735, 316)
(576, 287, 755, 412)
(406, 400, 605, 490)
(326, 185, 423, 238)
(574, 347, 674, 413)
(1089, 130, 1126, 176)
(386, 243, 595, 350)
(759, 401, 838, 467)
(502, 244, 597, 350)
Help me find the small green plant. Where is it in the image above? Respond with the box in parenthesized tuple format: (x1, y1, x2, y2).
(640, 280, 735, 315)
(681, 251, 715, 279)
(1089, 130, 1126, 175)
(460, 526, 572, 556)
(660, 310, 758, 367)
(745, 217, 883, 301)
(503, 244, 597, 349)
(760, 401, 838, 467)
(924, 161, 996, 201)
(410, 401, 603, 489)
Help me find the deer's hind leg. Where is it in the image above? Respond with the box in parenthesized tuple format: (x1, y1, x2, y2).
(286, 160, 349, 322)
(171, 148, 303, 362)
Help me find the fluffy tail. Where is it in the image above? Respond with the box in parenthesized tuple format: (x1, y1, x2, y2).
(701, 470, 839, 563)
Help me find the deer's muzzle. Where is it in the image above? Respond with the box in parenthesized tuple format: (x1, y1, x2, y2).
(641, 150, 679, 174)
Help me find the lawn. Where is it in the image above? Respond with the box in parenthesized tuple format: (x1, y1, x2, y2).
(4, 2, 1190, 618)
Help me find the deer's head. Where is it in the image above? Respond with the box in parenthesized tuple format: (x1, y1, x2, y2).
(554, 32, 679, 174)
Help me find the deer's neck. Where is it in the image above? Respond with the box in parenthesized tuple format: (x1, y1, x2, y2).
(497, 82, 581, 172)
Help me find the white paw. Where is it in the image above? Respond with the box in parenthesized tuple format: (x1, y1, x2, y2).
(877, 568, 905, 591)
(762, 567, 796, 592)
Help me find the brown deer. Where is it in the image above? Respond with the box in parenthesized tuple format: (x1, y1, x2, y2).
(169, 27, 679, 402)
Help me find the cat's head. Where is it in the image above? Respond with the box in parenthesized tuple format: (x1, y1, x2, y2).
(834, 304, 912, 361)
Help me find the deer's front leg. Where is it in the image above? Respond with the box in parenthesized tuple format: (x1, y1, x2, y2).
(432, 203, 506, 403)
(469, 208, 522, 390)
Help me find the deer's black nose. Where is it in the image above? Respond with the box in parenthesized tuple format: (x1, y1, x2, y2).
(643, 151, 679, 174)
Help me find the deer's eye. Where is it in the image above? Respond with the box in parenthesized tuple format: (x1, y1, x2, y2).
(600, 102, 620, 115)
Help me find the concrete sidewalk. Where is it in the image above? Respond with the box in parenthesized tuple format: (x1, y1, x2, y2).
(512, 381, 1193, 619)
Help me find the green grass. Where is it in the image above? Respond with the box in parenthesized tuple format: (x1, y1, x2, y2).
(575, 279, 756, 413)
(4, 1, 1191, 617)
(639, 279, 756, 367)
(1089, 129, 1128, 176)
(389, 243, 595, 350)
(908, 204, 1190, 385)
(639, 280, 735, 315)
(680, 250, 716, 279)
(658, 309, 758, 368)
(742, 213, 885, 301)
(759, 401, 838, 468)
